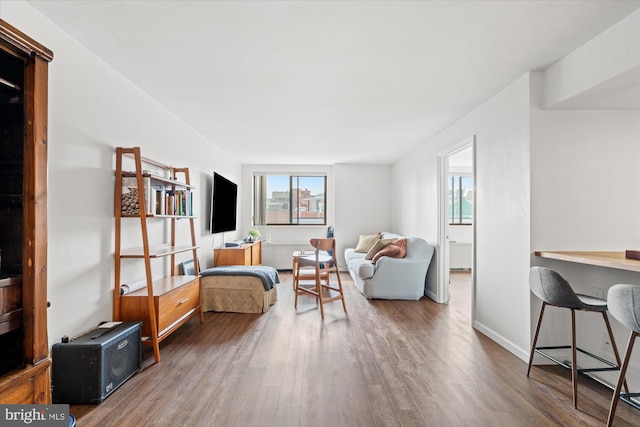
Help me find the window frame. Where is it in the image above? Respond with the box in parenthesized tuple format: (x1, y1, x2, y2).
(448, 174, 473, 226)
(253, 173, 327, 226)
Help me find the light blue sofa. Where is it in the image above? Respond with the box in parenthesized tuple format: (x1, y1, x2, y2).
(344, 232, 435, 300)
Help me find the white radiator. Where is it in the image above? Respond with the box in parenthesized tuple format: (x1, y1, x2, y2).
(450, 241, 472, 270)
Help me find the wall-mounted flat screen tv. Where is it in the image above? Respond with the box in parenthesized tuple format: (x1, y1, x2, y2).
(210, 172, 237, 233)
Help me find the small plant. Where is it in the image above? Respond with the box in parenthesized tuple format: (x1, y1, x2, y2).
(247, 228, 261, 240)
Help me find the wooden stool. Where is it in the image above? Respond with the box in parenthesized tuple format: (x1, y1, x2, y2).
(294, 238, 346, 318)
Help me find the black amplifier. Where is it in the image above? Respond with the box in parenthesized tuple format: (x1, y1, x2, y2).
(52, 321, 142, 404)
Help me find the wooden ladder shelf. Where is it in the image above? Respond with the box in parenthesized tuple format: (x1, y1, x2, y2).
(113, 147, 203, 362)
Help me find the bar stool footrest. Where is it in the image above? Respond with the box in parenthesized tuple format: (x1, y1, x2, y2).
(535, 345, 620, 373)
(620, 393, 640, 411)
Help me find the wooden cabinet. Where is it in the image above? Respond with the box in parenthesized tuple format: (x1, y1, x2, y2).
(119, 276, 200, 338)
(214, 241, 262, 266)
(0, 19, 53, 404)
(113, 147, 203, 362)
(0, 277, 22, 336)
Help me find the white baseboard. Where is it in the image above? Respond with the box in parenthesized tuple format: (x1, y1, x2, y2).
(424, 289, 440, 302)
(473, 320, 530, 363)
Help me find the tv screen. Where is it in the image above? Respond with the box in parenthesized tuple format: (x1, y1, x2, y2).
(210, 172, 238, 233)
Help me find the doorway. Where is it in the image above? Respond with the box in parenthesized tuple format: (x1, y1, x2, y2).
(437, 137, 475, 317)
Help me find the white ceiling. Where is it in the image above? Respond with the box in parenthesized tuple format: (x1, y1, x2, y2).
(28, 1, 640, 165)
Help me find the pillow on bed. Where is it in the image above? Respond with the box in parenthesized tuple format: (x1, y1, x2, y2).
(372, 239, 407, 264)
(365, 238, 397, 260)
(354, 233, 381, 253)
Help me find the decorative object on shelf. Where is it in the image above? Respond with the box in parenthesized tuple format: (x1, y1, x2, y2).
(121, 176, 151, 215)
(247, 228, 261, 242)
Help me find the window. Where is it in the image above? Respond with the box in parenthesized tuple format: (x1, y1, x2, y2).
(253, 174, 327, 225)
(449, 175, 473, 225)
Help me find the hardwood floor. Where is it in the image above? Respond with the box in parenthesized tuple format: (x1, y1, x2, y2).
(70, 271, 640, 426)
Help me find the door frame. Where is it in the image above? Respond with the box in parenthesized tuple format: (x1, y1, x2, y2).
(437, 136, 476, 316)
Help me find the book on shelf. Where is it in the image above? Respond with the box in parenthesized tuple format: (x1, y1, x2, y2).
(154, 185, 166, 215)
(163, 189, 193, 216)
(121, 176, 193, 217)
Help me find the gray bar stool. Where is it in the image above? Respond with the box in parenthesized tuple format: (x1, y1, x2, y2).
(606, 284, 640, 427)
(527, 266, 626, 409)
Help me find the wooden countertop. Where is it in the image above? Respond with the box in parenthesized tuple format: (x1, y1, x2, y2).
(534, 251, 640, 273)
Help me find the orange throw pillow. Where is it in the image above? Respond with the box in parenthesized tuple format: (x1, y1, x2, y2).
(372, 239, 407, 264)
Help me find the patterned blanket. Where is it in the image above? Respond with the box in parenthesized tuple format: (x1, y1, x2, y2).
(200, 265, 280, 291)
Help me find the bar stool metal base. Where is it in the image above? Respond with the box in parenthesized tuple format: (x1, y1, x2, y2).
(534, 345, 621, 389)
(619, 393, 640, 410)
(527, 299, 627, 410)
(607, 330, 640, 427)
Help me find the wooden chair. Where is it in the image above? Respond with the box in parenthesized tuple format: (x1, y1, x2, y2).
(291, 226, 334, 290)
(294, 238, 346, 318)
(293, 259, 329, 291)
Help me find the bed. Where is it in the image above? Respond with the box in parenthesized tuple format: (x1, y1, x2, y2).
(199, 265, 279, 313)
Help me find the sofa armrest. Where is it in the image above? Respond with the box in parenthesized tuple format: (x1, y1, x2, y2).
(370, 256, 430, 291)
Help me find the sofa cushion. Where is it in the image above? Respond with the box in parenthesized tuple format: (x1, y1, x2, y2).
(365, 238, 397, 260)
(354, 233, 381, 253)
(344, 248, 365, 264)
(372, 238, 407, 264)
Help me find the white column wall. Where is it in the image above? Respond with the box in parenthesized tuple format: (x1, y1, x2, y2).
(392, 74, 532, 359)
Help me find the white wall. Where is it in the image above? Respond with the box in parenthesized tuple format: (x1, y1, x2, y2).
(2, 1, 241, 347)
(530, 110, 640, 251)
(239, 163, 391, 269)
(334, 164, 392, 268)
(392, 74, 532, 358)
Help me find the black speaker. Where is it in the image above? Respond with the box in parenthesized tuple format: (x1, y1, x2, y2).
(52, 321, 142, 404)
